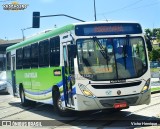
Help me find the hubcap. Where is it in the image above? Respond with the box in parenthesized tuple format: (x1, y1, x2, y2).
(57, 97, 65, 111)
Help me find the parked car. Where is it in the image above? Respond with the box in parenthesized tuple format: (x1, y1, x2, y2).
(150, 61, 160, 68)
(0, 71, 8, 94)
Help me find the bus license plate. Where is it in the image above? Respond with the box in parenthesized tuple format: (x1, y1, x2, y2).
(114, 102, 127, 109)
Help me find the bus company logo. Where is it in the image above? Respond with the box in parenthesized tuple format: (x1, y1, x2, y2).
(105, 90, 112, 95)
(117, 90, 121, 95)
(2, 1, 29, 11)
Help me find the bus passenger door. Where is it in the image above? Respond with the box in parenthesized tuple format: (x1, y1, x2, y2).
(62, 43, 75, 108)
(11, 56, 17, 96)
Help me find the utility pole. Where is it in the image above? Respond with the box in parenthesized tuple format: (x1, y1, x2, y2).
(21, 27, 32, 41)
(94, 0, 97, 21)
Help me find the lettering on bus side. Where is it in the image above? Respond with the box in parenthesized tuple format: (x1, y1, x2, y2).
(24, 73, 37, 78)
(110, 80, 126, 83)
(23, 81, 41, 87)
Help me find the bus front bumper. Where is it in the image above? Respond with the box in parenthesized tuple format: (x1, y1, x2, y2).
(75, 90, 151, 111)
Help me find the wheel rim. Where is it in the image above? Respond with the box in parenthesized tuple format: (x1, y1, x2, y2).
(57, 97, 65, 111)
(21, 90, 25, 103)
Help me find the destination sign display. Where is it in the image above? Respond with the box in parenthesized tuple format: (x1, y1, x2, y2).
(75, 23, 142, 36)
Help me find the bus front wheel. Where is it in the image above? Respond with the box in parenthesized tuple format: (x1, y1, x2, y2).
(53, 90, 71, 116)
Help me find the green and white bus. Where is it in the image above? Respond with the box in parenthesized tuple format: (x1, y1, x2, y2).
(6, 21, 151, 116)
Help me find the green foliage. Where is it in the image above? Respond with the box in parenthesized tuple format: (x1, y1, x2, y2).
(157, 33, 160, 42)
(145, 28, 160, 61)
(148, 51, 152, 60)
(151, 87, 160, 92)
(150, 68, 160, 72)
(145, 28, 160, 40)
(145, 28, 153, 37)
(149, 48, 160, 61)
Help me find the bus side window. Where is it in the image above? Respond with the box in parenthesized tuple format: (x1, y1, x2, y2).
(50, 36, 60, 66)
(23, 46, 31, 69)
(31, 43, 38, 68)
(6, 52, 11, 70)
(39, 40, 49, 67)
(16, 48, 23, 69)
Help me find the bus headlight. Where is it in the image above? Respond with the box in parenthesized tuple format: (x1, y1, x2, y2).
(141, 78, 150, 93)
(78, 83, 94, 97)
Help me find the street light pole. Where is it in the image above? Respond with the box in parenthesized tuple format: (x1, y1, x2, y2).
(21, 29, 25, 41)
(21, 27, 32, 41)
(94, 0, 97, 21)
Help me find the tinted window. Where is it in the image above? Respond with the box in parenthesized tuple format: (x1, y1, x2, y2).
(23, 46, 31, 68)
(31, 43, 38, 68)
(50, 36, 60, 66)
(39, 40, 49, 67)
(16, 48, 23, 69)
(6, 52, 11, 70)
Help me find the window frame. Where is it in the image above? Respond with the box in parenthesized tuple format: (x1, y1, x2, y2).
(16, 48, 23, 69)
(50, 36, 60, 66)
(23, 46, 31, 69)
(31, 43, 39, 68)
(39, 39, 50, 67)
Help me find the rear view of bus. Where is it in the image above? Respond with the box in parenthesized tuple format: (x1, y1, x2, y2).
(72, 21, 151, 112)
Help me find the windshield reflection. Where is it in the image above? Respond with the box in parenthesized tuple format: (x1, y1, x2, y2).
(77, 37, 147, 81)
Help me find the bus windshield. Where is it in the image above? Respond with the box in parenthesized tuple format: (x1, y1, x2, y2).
(77, 37, 147, 81)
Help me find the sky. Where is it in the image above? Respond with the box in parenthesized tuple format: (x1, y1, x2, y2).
(0, 0, 160, 40)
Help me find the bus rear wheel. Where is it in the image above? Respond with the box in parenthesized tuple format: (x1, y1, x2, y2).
(53, 90, 71, 117)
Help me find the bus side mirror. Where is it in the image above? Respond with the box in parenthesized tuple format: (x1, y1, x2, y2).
(68, 44, 77, 58)
(146, 39, 152, 52)
(32, 12, 40, 28)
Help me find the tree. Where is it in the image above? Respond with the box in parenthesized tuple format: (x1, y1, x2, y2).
(145, 28, 160, 40)
(145, 29, 153, 39)
(149, 49, 160, 61)
(157, 31, 160, 42)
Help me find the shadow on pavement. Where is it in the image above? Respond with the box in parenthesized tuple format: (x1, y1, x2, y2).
(0, 92, 9, 95)
(8, 101, 160, 128)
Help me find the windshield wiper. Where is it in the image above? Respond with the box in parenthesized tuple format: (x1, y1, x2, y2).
(93, 36, 109, 69)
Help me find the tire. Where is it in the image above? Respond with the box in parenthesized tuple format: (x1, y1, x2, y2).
(19, 87, 36, 107)
(53, 90, 72, 117)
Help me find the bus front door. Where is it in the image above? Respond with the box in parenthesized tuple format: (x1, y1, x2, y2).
(62, 43, 75, 108)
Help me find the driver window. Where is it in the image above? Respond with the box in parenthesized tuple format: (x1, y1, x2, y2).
(68, 45, 75, 75)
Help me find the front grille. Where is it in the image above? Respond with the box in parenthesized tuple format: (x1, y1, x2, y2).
(99, 96, 139, 107)
(91, 81, 142, 89)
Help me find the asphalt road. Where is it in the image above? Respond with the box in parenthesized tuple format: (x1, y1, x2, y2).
(0, 93, 160, 129)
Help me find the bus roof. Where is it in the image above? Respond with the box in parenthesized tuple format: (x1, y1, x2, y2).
(72, 20, 140, 25)
(6, 24, 74, 52)
(6, 20, 140, 52)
